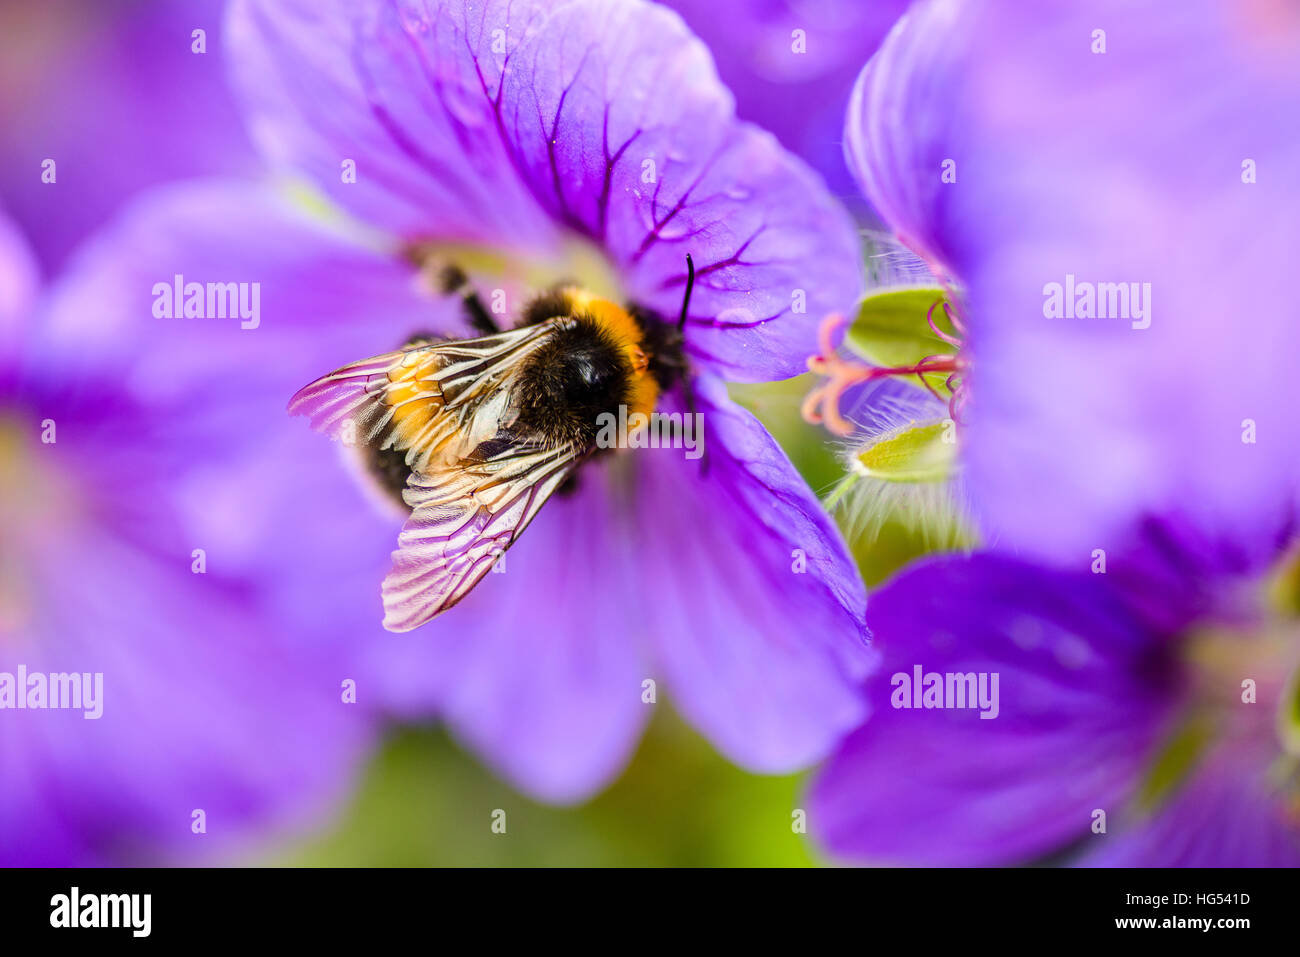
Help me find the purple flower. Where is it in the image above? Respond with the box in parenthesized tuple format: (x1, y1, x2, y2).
(806, 0, 1300, 865)
(51, 0, 875, 803)
(0, 209, 371, 865)
(809, 523, 1300, 866)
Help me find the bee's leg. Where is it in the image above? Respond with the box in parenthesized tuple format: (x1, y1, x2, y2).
(438, 264, 500, 336)
(556, 471, 583, 497)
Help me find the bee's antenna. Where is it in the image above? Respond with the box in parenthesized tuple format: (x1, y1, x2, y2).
(677, 253, 695, 331)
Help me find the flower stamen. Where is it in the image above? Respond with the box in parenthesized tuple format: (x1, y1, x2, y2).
(803, 312, 969, 436)
(927, 298, 963, 349)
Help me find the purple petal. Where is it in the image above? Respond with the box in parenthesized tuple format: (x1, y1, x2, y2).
(37, 178, 455, 403)
(362, 464, 651, 804)
(227, 0, 561, 251)
(843, 0, 969, 270)
(618, 120, 863, 382)
(662, 0, 912, 218)
(1080, 740, 1300, 867)
(635, 377, 873, 772)
(0, 210, 38, 362)
(846, 0, 1300, 562)
(488, 0, 863, 379)
(1, 532, 371, 865)
(808, 553, 1180, 865)
(228, 0, 863, 381)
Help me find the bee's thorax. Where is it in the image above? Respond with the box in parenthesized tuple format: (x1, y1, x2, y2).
(514, 315, 638, 449)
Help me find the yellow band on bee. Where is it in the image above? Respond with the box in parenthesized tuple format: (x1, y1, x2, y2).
(565, 291, 659, 421)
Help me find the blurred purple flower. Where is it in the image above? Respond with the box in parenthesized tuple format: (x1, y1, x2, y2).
(57, 0, 875, 803)
(807, 0, 1300, 865)
(0, 0, 257, 275)
(810, 522, 1300, 866)
(0, 210, 371, 865)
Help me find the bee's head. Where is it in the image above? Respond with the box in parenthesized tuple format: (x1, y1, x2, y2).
(515, 315, 641, 448)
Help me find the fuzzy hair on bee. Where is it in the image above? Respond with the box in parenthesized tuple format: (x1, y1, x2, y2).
(513, 314, 636, 449)
(289, 256, 695, 631)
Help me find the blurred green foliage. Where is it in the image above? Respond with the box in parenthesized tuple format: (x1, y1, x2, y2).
(270, 711, 816, 868)
(270, 376, 942, 866)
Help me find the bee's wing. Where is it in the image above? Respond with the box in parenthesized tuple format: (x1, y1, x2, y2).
(381, 440, 584, 631)
(290, 320, 582, 632)
(288, 322, 556, 471)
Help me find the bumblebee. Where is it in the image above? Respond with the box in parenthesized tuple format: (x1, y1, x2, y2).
(290, 257, 696, 632)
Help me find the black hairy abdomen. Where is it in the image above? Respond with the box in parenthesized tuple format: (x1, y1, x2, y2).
(515, 317, 631, 449)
